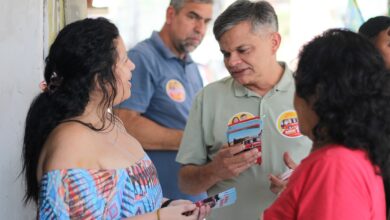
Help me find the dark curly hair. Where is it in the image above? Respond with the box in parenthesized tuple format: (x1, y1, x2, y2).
(295, 28, 390, 210)
(22, 17, 120, 204)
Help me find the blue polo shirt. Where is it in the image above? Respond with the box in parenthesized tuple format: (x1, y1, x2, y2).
(118, 31, 203, 129)
(117, 31, 205, 201)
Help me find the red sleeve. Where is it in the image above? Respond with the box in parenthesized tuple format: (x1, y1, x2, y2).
(264, 153, 372, 220)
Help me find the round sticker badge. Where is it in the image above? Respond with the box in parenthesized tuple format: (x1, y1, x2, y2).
(166, 79, 186, 102)
(276, 110, 302, 138)
(228, 112, 255, 125)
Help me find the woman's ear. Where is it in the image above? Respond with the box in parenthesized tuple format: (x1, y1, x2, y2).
(92, 73, 109, 94)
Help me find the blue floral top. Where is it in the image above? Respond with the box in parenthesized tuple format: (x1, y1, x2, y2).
(39, 154, 163, 219)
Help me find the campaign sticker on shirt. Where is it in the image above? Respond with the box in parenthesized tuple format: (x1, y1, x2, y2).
(276, 110, 302, 138)
(228, 112, 255, 125)
(166, 79, 186, 103)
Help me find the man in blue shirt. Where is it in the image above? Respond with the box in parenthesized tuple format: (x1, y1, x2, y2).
(115, 0, 213, 201)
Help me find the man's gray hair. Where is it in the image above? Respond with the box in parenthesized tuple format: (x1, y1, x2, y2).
(170, 0, 214, 12)
(213, 0, 278, 41)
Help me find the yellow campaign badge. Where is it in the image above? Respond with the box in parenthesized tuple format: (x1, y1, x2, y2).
(276, 110, 302, 138)
(166, 79, 186, 102)
(228, 112, 255, 125)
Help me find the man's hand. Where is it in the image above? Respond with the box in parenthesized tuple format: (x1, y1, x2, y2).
(269, 152, 298, 195)
(178, 143, 261, 194)
(211, 143, 261, 180)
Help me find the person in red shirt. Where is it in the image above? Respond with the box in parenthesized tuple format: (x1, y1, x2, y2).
(263, 29, 390, 220)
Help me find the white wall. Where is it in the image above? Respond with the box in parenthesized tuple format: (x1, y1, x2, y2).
(0, 0, 43, 218)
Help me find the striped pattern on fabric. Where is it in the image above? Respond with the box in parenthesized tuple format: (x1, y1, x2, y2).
(39, 154, 163, 220)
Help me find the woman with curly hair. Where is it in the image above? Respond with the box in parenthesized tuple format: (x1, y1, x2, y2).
(263, 29, 390, 219)
(22, 17, 208, 219)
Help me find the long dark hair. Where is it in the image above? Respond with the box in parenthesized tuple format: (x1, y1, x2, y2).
(295, 28, 390, 210)
(22, 17, 120, 204)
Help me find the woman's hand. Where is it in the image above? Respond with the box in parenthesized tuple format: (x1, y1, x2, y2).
(196, 204, 211, 220)
(168, 199, 193, 206)
(268, 152, 298, 195)
(163, 199, 211, 220)
(158, 203, 197, 220)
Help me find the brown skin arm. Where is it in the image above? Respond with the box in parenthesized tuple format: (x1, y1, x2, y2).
(114, 108, 183, 150)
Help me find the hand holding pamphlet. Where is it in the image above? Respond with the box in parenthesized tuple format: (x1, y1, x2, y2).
(227, 116, 263, 164)
(279, 168, 294, 181)
(194, 187, 237, 209)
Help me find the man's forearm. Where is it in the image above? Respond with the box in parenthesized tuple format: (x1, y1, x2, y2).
(128, 116, 183, 150)
(115, 109, 183, 150)
(178, 164, 222, 195)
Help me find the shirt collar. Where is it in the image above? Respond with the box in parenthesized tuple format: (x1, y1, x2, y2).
(150, 31, 194, 64)
(233, 62, 293, 97)
(274, 62, 293, 92)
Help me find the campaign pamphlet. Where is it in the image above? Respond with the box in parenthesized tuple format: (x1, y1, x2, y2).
(227, 116, 263, 164)
(194, 187, 237, 209)
(279, 168, 294, 181)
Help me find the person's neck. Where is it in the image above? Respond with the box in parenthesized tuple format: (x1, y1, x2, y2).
(310, 138, 335, 152)
(246, 62, 284, 96)
(74, 99, 111, 129)
(159, 26, 186, 60)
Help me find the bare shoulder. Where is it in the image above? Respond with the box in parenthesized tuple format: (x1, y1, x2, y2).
(114, 108, 140, 122)
(40, 122, 98, 173)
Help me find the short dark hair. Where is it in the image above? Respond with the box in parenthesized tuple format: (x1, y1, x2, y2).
(170, 0, 213, 12)
(295, 28, 390, 210)
(213, 0, 278, 41)
(359, 16, 390, 39)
